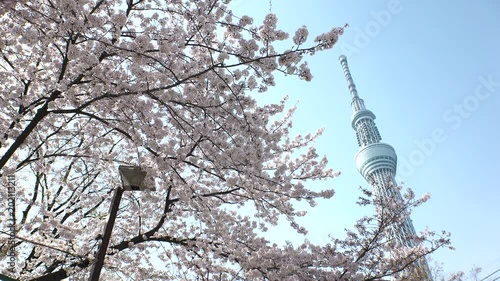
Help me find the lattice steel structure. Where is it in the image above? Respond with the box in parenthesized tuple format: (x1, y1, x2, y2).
(339, 55, 432, 280)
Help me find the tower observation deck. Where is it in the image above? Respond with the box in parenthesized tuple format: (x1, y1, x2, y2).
(339, 55, 432, 280)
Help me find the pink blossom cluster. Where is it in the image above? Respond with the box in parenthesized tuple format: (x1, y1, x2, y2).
(0, 0, 449, 280)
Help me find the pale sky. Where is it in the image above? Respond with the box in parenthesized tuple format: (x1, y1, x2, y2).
(232, 0, 500, 278)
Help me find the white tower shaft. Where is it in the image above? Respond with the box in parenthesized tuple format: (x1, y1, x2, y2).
(339, 55, 432, 280)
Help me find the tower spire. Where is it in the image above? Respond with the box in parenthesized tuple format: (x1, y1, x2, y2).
(339, 55, 432, 280)
(339, 55, 382, 149)
(339, 55, 367, 114)
(339, 55, 359, 99)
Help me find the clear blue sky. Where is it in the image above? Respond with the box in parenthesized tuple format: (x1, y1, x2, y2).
(232, 0, 500, 278)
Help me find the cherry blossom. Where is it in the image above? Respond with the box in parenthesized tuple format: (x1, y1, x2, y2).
(0, 0, 450, 280)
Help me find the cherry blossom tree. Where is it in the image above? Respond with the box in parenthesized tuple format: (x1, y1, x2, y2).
(426, 262, 482, 281)
(0, 0, 451, 280)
